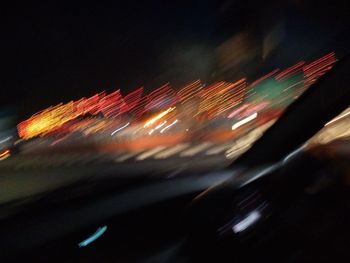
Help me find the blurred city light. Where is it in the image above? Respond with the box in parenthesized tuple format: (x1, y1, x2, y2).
(12, 52, 337, 163)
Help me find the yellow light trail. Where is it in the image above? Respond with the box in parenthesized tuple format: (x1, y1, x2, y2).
(143, 107, 175, 128)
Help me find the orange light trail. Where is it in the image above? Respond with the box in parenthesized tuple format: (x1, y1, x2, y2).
(16, 52, 338, 139)
(143, 107, 175, 128)
(177, 80, 203, 103)
(197, 79, 246, 119)
(0, 149, 10, 160)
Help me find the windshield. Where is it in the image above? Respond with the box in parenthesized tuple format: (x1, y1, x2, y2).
(0, 1, 347, 206)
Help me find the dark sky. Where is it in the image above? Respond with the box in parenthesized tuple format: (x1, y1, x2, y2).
(0, 1, 349, 120)
(0, 2, 219, 118)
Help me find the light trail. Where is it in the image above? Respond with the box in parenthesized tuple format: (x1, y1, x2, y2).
(155, 143, 190, 159)
(143, 107, 175, 128)
(325, 110, 350, 126)
(160, 119, 178, 133)
(111, 122, 130, 135)
(232, 112, 258, 130)
(136, 146, 168, 160)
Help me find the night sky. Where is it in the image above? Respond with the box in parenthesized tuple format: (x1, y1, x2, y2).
(1, 1, 349, 120)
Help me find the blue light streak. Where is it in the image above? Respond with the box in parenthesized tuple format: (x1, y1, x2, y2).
(78, 226, 107, 247)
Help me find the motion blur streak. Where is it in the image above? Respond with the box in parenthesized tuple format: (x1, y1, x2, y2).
(136, 146, 167, 160)
(154, 143, 190, 159)
(249, 69, 279, 87)
(0, 136, 12, 144)
(78, 226, 107, 248)
(232, 113, 258, 130)
(308, 107, 350, 145)
(180, 142, 212, 157)
(160, 120, 178, 133)
(275, 61, 305, 80)
(115, 151, 143, 162)
(177, 80, 202, 103)
(325, 111, 350, 126)
(111, 122, 130, 136)
(143, 107, 175, 128)
(0, 149, 10, 160)
(233, 211, 260, 233)
(155, 121, 167, 130)
(206, 144, 231, 155)
(14, 52, 337, 164)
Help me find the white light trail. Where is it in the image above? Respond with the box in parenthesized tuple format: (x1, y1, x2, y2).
(150, 120, 167, 135)
(233, 211, 260, 233)
(155, 120, 167, 129)
(160, 119, 178, 133)
(232, 112, 258, 130)
(0, 136, 12, 144)
(111, 122, 130, 136)
(325, 110, 350, 126)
